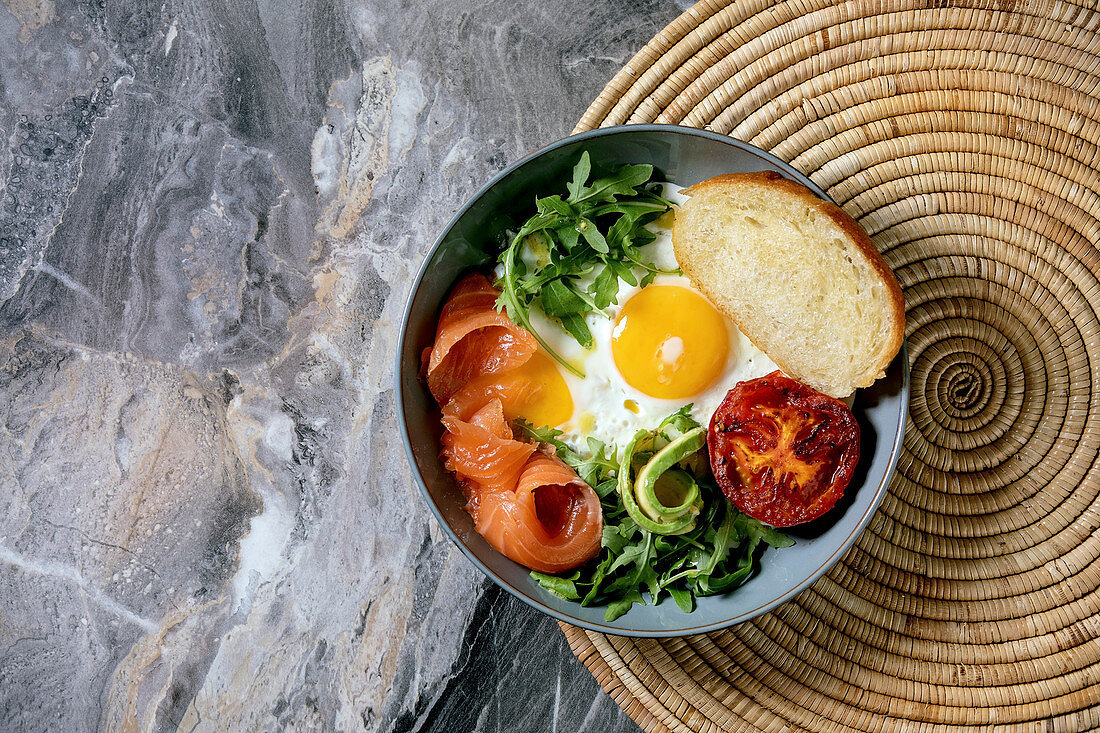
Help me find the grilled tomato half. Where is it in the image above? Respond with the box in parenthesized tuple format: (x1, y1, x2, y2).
(708, 371, 859, 527)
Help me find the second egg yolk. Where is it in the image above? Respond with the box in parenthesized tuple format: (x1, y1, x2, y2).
(611, 285, 729, 400)
(497, 350, 574, 428)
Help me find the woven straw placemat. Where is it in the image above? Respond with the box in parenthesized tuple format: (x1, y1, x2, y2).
(562, 1, 1100, 730)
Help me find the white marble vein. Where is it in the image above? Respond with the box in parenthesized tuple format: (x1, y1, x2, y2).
(0, 544, 159, 632)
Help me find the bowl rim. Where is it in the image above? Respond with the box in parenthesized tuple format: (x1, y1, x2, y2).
(396, 123, 909, 637)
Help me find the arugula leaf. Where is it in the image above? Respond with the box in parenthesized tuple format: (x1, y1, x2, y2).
(514, 421, 581, 466)
(583, 437, 617, 474)
(574, 164, 654, 204)
(591, 200, 670, 219)
(593, 479, 618, 499)
(531, 571, 581, 601)
(668, 586, 694, 614)
(692, 500, 738, 579)
(554, 223, 580, 251)
(588, 266, 619, 310)
(558, 314, 593, 349)
(605, 589, 645, 622)
(658, 405, 699, 437)
(753, 519, 797, 549)
(566, 151, 592, 201)
(495, 153, 673, 376)
(576, 218, 609, 253)
(608, 259, 638, 288)
(701, 563, 755, 594)
(604, 531, 653, 579)
(540, 279, 588, 318)
(605, 214, 635, 252)
(536, 195, 575, 217)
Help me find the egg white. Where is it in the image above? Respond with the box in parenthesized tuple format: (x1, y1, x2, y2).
(511, 183, 781, 451)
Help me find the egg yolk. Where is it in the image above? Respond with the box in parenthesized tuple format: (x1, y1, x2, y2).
(498, 350, 574, 428)
(611, 285, 729, 400)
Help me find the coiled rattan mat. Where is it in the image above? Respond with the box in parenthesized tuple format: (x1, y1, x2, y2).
(561, 1, 1100, 731)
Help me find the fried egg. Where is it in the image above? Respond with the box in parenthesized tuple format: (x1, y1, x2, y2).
(501, 184, 780, 451)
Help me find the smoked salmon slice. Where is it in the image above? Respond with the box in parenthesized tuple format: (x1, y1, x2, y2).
(426, 273, 601, 575)
(442, 367, 539, 423)
(441, 399, 535, 496)
(473, 449, 602, 575)
(422, 273, 536, 404)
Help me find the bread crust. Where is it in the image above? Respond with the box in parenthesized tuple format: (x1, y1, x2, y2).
(675, 171, 905, 395)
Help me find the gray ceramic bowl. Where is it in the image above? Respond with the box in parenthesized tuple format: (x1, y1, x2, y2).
(397, 124, 908, 637)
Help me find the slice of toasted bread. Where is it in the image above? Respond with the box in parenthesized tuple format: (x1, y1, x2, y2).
(672, 171, 904, 398)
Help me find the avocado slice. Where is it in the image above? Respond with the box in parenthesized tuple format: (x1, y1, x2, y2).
(618, 427, 706, 536)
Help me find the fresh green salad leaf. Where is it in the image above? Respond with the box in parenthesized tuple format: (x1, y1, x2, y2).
(523, 411, 792, 622)
(529, 571, 581, 601)
(495, 152, 677, 377)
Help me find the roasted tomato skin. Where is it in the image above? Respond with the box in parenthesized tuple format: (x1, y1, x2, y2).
(708, 371, 860, 527)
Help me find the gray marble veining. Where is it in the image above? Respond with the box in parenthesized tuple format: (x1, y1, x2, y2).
(1, 0, 690, 730)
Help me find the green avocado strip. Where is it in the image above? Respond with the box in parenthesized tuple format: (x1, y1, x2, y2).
(644, 469, 699, 518)
(637, 427, 705, 514)
(618, 427, 706, 536)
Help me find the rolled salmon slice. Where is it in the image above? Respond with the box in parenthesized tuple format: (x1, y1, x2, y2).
(442, 367, 543, 423)
(426, 273, 600, 575)
(441, 400, 535, 497)
(474, 450, 602, 574)
(422, 273, 536, 404)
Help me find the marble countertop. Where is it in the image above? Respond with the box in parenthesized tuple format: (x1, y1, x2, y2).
(0, 0, 692, 729)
